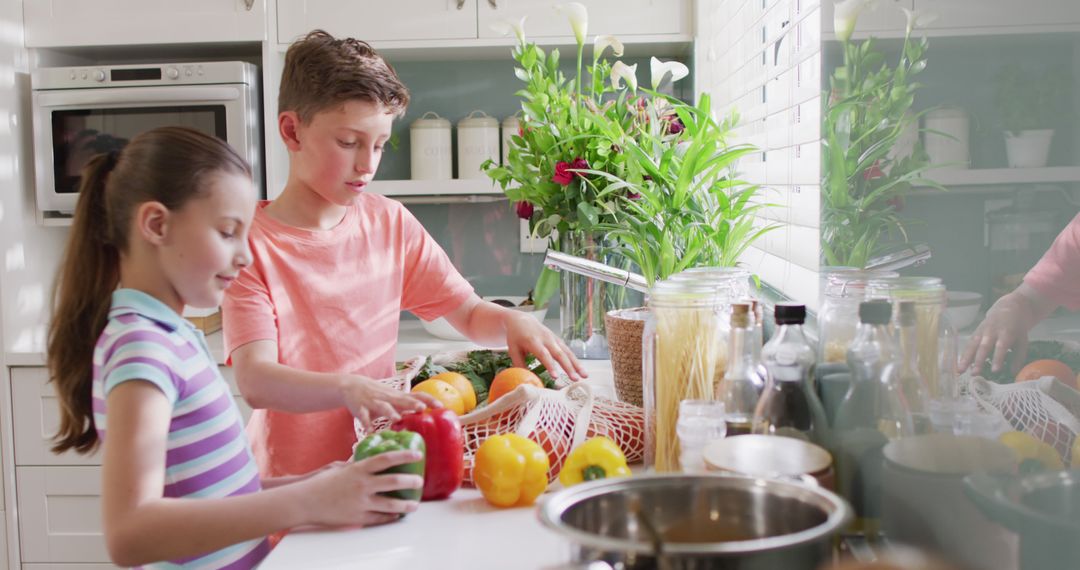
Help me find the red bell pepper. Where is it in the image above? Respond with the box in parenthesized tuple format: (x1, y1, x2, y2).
(391, 408, 464, 501)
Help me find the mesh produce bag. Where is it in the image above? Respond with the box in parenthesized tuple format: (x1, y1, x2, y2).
(355, 351, 645, 485)
(961, 375, 1080, 465)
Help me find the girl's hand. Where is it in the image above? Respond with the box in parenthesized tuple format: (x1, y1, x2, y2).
(342, 377, 442, 433)
(504, 312, 588, 382)
(298, 450, 424, 528)
(958, 291, 1034, 375)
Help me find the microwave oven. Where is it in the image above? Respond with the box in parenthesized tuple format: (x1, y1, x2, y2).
(31, 61, 262, 216)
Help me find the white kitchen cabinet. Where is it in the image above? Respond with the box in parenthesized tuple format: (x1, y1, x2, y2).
(10, 367, 250, 467)
(23, 0, 266, 48)
(918, 0, 1080, 32)
(476, 0, 690, 39)
(277, 0, 479, 44)
(16, 467, 109, 564)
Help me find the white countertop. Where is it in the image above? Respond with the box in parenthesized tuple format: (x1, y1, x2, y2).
(261, 333, 618, 570)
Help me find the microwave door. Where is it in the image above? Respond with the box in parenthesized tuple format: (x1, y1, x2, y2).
(33, 85, 254, 214)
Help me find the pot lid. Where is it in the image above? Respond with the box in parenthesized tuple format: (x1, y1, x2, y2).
(703, 434, 832, 476)
(458, 109, 498, 128)
(884, 433, 1016, 475)
(411, 111, 450, 129)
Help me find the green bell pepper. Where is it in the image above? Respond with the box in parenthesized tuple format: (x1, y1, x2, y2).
(352, 429, 427, 501)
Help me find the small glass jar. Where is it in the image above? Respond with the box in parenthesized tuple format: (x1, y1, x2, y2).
(642, 280, 725, 472)
(676, 399, 727, 473)
(817, 269, 898, 364)
(865, 276, 957, 399)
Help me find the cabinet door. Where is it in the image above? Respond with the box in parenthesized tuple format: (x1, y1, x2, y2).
(16, 467, 109, 563)
(478, 0, 690, 39)
(822, 0, 911, 36)
(277, 0, 478, 44)
(11, 367, 249, 467)
(23, 0, 266, 48)
(920, 0, 1080, 31)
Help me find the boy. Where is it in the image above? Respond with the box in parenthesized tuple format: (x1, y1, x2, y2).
(223, 30, 586, 478)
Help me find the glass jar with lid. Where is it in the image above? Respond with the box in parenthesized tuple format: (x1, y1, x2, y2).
(818, 269, 899, 364)
(642, 280, 726, 472)
(865, 276, 956, 399)
(668, 266, 753, 301)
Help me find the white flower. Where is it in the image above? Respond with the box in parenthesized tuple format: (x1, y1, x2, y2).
(555, 2, 588, 46)
(610, 61, 638, 92)
(594, 34, 624, 59)
(489, 15, 528, 43)
(650, 57, 689, 90)
(834, 0, 877, 43)
(900, 7, 937, 36)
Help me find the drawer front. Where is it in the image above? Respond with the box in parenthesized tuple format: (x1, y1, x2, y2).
(11, 368, 251, 467)
(16, 467, 109, 564)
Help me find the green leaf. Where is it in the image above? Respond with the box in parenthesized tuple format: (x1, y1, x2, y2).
(532, 267, 560, 306)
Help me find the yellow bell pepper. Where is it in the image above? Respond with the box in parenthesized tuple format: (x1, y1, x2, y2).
(474, 434, 550, 508)
(559, 436, 631, 487)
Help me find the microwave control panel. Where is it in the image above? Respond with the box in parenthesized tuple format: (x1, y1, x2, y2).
(32, 61, 257, 90)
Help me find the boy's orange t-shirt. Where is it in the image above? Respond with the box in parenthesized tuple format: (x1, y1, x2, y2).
(222, 195, 473, 478)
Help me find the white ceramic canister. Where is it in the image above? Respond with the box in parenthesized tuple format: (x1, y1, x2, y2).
(501, 114, 520, 166)
(456, 110, 500, 179)
(410, 111, 452, 180)
(923, 106, 970, 169)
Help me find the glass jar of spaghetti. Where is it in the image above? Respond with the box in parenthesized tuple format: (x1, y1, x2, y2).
(818, 268, 897, 364)
(642, 280, 726, 472)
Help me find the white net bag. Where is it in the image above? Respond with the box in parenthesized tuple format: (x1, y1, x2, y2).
(355, 351, 645, 485)
(961, 375, 1080, 465)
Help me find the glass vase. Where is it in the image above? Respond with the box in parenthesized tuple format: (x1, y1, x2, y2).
(557, 230, 630, 359)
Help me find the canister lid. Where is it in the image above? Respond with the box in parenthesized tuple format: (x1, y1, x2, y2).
(703, 434, 832, 477)
(458, 110, 498, 129)
(925, 106, 968, 119)
(502, 113, 521, 129)
(411, 111, 450, 129)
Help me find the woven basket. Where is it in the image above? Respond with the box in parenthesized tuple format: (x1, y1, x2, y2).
(605, 307, 649, 407)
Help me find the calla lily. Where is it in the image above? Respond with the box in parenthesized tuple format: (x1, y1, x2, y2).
(900, 7, 936, 36)
(650, 57, 689, 90)
(489, 15, 528, 43)
(833, 0, 877, 43)
(555, 2, 588, 46)
(610, 61, 638, 92)
(593, 35, 624, 60)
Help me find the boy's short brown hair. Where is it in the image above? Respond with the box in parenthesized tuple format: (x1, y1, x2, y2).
(279, 30, 410, 122)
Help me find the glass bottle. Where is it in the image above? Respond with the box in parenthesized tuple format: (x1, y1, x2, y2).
(749, 299, 768, 390)
(752, 304, 830, 445)
(866, 276, 956, 399)
(817, 269, 899, 364)
(834, 300, 915, 536)
(715, 304, 761, 437)
(642, 280, 724, 472)
(894, 301, 931, 433)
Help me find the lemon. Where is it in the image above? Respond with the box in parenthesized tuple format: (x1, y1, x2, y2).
(411, 379, 465, 415)
(429, 372, 477, 413)
(999, 431, 1065, 471)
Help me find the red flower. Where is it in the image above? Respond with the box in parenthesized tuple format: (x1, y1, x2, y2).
(518, 125, 525, 137)
(570, 157, 589, 177)
(887, 196, 905, 212)
(627, 191, 642, 200)
(515, 201, 535, 219)
(552, 161, 574, 185)
(668, 118, 685, 135)
(863, 160, 884, 181)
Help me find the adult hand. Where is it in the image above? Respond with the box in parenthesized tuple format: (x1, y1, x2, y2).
(957, 288, 1043, 375)
(504, 312, 588, 382)
(299, 450, 424, 528)
(342, 376, 442, 432)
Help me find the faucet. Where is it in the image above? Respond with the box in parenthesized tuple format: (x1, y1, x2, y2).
(542, 250, 650, 293)
(864, 243, 932, 272)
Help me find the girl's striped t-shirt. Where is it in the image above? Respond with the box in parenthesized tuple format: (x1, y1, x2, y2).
(92, 288, 270, 570)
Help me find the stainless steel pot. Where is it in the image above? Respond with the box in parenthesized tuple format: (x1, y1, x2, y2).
(537, 474, 852, 570)
(964, 469, 1080, 570)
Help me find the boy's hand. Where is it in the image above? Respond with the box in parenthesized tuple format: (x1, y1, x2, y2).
(505, 312, 588, 382)
(342, 377, 442, 432)
(298, 450, 423, 528)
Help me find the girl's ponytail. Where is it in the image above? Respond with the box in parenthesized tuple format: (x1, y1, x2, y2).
(47, 152, 120, 454)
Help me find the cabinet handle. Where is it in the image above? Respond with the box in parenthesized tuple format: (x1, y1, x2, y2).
(456, 0, 466, 9)
(243, 0, 254, 10)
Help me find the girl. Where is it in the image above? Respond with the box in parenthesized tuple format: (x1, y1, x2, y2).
(46, 126, 423, 569)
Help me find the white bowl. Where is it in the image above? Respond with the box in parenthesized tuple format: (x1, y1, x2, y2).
(945, 291, 983, 331)
(420, 295, 549, 340)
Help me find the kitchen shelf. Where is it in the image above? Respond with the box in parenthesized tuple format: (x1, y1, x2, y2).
(909, 166, 1080, 195)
